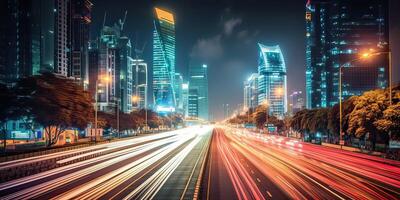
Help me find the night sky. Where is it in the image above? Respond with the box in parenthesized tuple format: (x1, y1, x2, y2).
(91, 0, 400, 121)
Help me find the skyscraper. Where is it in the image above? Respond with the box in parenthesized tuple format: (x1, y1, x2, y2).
(189, 62, 209, 120)
(244, 73, 259, 110)
(132, 59, 148, 110)
(288, 91, 305, 115)
(188, 88, 198, 118)
(70, 0, 93, 87)
(257, 43, 287, 119)
(182, 83, 189, 117)
(305, 0, 389, 108)
(153, 7, 176, 113)
(54, 0, 69, 77)
(0, 0, 93, 84)
(0, 0, 43, 84)
(174, 73, 184, 114)
(92, 17, 133, 113)
(118, 36, 133, 113)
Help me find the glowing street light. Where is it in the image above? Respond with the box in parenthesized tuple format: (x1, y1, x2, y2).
(131, 95, 140, 103)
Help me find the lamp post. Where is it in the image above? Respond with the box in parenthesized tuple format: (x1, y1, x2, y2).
(116, 98, 120, 138)
(94, 75, 109, 143)
(339, 50, 392, 147)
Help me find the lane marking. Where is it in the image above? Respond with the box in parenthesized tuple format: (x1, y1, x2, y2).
(267, 191, 272, 198)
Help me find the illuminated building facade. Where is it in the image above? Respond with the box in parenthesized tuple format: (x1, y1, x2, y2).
(182, 83, 189, 117)
(189, 62, 209, 120)
(174, 73, 184, 114)
(71, 0, 93, 87)
(188, 89, 198, 118)
(132, 59, 148, 110)
(244, 73, 259, 109)
(92, 17, 133, 113)
(257, 43, 287, 119)
(153, 7, 176, 113)
(305, 0, 389, 108)
(289, 91, 305, 115)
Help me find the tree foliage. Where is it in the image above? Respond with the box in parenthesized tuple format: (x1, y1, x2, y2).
(288, 87, 400, 149)
(16, 73, 94, 147)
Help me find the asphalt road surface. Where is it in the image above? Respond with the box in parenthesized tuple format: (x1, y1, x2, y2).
(0, 126, 212, 200)
(201, 126, 400, 200)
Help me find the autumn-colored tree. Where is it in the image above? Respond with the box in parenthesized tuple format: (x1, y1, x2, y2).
(347, 89, 388, 150)
(16, 73, 94, 147)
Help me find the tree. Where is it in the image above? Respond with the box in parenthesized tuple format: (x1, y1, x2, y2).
(347, 90, 388, 150)
(253, 105, 267, 129)
(328, 96, 357, 142)
(146, 110, 161, 129)
(17, 73, 94, 147)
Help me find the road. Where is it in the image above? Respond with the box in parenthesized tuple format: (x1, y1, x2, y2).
(202, 126, 400, 200)
(0, 126, 212, 200)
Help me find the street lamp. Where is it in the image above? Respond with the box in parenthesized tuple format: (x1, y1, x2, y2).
(95, 75, 110, 143)
(339, 49, 392, 147)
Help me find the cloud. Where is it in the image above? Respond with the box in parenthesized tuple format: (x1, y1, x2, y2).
(224, 18, 242, 36)
(191, 35, 223, 60)
(237, 30, 248, 38)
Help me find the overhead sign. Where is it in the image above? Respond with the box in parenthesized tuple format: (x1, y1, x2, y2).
(389, 140, 400, 149)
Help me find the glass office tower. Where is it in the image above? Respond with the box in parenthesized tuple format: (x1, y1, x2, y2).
(257, 43, 287, 119)
(153, 7, 176, 113)
(244, 73, 259, 109)
(305, 0, 389, 108)
(189, 63, 209, 120)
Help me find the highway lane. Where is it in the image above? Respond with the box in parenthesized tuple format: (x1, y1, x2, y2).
(202, 128, 288, 200)
(202, 126, 400, 200)
(0, 126, 212, 200)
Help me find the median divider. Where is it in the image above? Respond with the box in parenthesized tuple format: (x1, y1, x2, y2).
(192, 130, 213, 200)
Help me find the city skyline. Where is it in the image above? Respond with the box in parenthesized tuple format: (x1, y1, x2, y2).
(89, 0, 400, 120)
(1, 1, 400, 199)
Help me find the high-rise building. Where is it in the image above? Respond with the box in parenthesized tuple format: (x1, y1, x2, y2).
(257, 43, 287, 119)
(174, 73, 184, 114)
(88, 39, 99, 101)
(153, 7, 176, 113)
(119, 36, 133, 113)
(91, 18, 133, 113)
(0, 0, 93, 84)
(54, 0, 69, 77)
(0, 0, 43, 84)
(132, 59, 148, 110)
(40, 0, 56, 73)
(182, 83, 189, 117)
(305, 0, 389, 108)
(244, 73, 259, 110)
(288, 91, 305, 115)
(188, 89, 198, 118)
(189, 62, 209, 120)
(70, 0, 93, 87)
